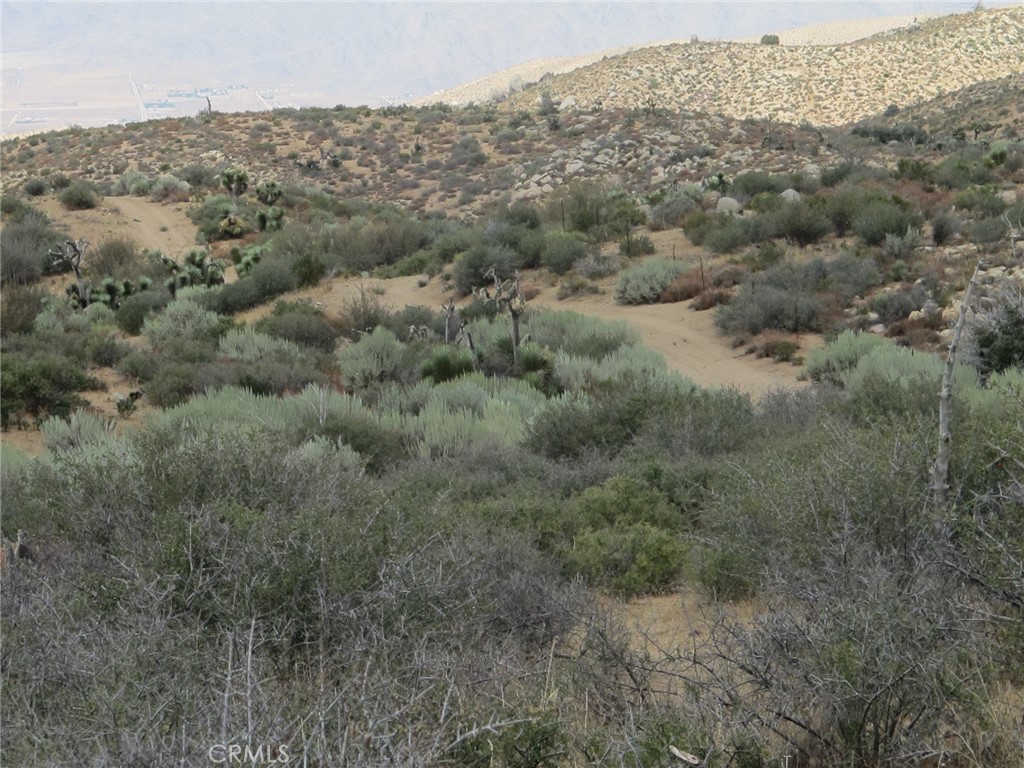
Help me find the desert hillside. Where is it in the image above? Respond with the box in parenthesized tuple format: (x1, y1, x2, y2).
(452, 7, 1024, 127)
(2, 7, 1023, 767)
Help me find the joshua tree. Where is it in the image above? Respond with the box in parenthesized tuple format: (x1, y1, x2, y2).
(255, 179, 282, 206)
(220, 166, 249, 215)
(483, 266, 527, 368)
(49, 239, 90, 307)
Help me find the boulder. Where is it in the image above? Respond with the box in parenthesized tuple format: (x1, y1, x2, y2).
(780, 188, 801, 203)
(716, 196, 743, 215)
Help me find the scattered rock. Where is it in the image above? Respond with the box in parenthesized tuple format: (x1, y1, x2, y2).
(716, 196, 743, 215)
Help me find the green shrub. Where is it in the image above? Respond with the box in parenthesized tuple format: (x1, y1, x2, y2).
(88, 236, 142, 279)
(968, 216, 1006, 244)
(541, 231, 587, 275)
(338, 327, 407, 392)
(112, 169, 152, 196)
(699, 545, 758, 600)
(59, 181, 100, 210)
(335, 284, 391, 340)
(881, 226, 920, 260)
(895, 158, 934, 182)
(704, 216, 753, 254)
(649, 187, 699, 229)
(566, 522, 685, 596)
(176, 163, 217, 189)
(773, 200, 831, 246)
(0, 352, 98, 429)
(619, 233, 655, 257)
(803, 330, 887, 386)
(853, 200, 922, 246)
(0, 284, 48, 336)
(528, 375, 691, 459)
(256, 307, 338, 353)
(931, 210, 961, 245)
(145, 362, 197, 408)
(820, 162, 855, 188)
(218, 328, 308, 365)
(715, 284, 822, 335)
(934, 150, 995, 189)
(731, 171, 788, 198)
(143, 299, 224, 348)
(318, 410, 409, 472)
(683, 209, 717, 246)
(824, 188, 867, 237)
(188, 194, 238, 241)
(149, 174, 191, 202)
(974, 293, 1024, 377)
(615, 259, 686, 305)
(452, 244, 516, 295)
(203, 257, 298, 314)
(22, 178, 46, 196)
(871, 284, 926, 324)
(117, 350, 160, 382)
(0, 212, 63, 284)
(760, 33, 780, 45)
(421, 346, 475, 383)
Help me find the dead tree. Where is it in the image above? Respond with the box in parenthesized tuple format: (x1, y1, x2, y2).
(931, 262, 983, 507)
(49, 239, 91, 307)
(483, 266, 527, 368)
(441, 298, 458, 344)
(1003, 211, 1024, 259)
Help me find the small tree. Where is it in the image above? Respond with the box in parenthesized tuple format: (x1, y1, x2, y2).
(760, 34, 780, 45)
(255, 180, 282, 206)
(220, 167, 249, 215)
(483, 266, 527, 369)
(49, 239, 91, 307)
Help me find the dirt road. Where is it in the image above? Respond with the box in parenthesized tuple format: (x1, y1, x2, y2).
(238, 272, 815, 397)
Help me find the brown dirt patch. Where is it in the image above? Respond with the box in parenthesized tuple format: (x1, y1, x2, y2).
(236, 268, 818, 398)
(35, 194, 197, 260)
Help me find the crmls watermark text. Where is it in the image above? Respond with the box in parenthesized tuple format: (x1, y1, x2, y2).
(208, 743, 291, 764)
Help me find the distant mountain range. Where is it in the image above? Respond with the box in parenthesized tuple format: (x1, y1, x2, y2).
(1, 1, 1001, 114)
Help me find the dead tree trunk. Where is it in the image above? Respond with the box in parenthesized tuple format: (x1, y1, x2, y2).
(484, 267, 526, 369)
(930, 262, 982, 507)
(442, 298, 458, 344)
(49, 239, 90, 307)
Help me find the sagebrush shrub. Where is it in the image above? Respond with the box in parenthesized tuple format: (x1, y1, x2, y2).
(853, 200, 922, 246)
(0, 212, 63, 284)
(59, 181, 100, 210)
(881, 226, 920, 260)
(149, 174, 191, 203)
(802, 330, 886, 386)
(142, 299, 223, 348)
(337, 327, 408, 392)
(616, 259, 686, 305)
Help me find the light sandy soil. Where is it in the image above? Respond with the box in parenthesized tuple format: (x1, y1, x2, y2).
(36, 195, 196, 259)
(238, 270, 815, 397)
